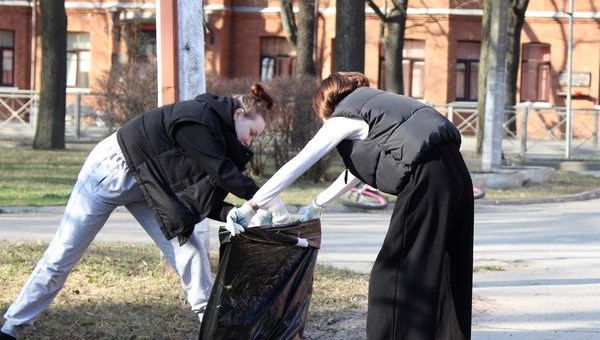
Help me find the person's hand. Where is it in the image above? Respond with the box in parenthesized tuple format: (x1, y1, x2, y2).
(225, 202, 257, 235)
(298, 200, 322, 222)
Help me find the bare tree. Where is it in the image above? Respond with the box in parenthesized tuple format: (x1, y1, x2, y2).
(280, 0, 297, 47)
(279, 0, 317, 76)
(505, 0, 529, 133)
(367, 0, 408, 93)
(475, 0, 491, 155)
(33, 0, 67, 149)
(97, 63, 158, 130)
(476, 0, 529, 154)
(296, 0, 317, 75)
(334, 1, 365, 72)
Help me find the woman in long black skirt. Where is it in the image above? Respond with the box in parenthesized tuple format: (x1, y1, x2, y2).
(227, 72, 474, 340)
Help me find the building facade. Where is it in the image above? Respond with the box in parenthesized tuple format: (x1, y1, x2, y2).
(1, 0, 599, 111)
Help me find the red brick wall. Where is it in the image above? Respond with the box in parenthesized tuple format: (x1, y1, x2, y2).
(3, 0, 599, 112)
(0, 7, 32, 89)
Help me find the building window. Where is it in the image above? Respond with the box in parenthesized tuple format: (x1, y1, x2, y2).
(66, 32, 90, 88)
(260, 37, 295, 81)
(403, 40, 425, 98)
(521, 43, 551, 102)
(136, 28, 156, 63)
(455, 41, 480, 101)
(0, 30, 14, 87)
(379, 39, 425, 98)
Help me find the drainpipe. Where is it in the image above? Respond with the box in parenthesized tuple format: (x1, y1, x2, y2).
(30, 0, 37, 90)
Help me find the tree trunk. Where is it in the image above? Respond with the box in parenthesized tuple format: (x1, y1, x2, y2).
(475, 0, 491, 155)
(384, 1, 407, 94)
(333, 1, 364, 72)
(296, 0, 316, 76)
(33, 0, 67, 150)
(280, 0, 297, 47)
(505, 0, 529, 133)
(279, 0, 316, 76)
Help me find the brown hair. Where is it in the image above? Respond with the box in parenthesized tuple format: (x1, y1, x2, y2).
(312, 71, 370, 119)
(233, 83, 274, 118)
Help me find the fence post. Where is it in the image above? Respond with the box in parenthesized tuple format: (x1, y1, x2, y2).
(520, 104, 528, 158)
(74, 93, 81, 140)
(32, 91, 38, 131)
(594, 106, 600, 147)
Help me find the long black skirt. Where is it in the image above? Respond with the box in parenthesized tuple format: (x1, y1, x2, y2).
(366, 144, 474, 340)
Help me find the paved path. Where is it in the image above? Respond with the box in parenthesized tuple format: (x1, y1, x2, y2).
(1, 199, 600, 340)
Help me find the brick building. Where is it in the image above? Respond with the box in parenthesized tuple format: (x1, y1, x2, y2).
(1, 0, 598, 111)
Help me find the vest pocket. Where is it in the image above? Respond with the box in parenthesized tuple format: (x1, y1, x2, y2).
(375, 151, 412, 195)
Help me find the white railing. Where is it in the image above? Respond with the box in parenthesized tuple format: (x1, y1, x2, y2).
(0, 88, 37, 129)
(0, 88, 110, 141)
(1, 88, 599, 158)
(434, 101, 600, 158)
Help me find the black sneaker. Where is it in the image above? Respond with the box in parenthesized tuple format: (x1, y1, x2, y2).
(0, 331, 16, 340)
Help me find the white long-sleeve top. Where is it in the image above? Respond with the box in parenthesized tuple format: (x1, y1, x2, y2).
(252, 116, 369, 208)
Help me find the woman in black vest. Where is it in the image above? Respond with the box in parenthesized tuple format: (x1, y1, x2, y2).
(228, 73, 474, 340)
(1, 84, 280, 340)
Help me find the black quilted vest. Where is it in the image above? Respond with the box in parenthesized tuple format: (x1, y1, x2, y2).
(332, 87, 461, 195)
(117, 93, 256, 244)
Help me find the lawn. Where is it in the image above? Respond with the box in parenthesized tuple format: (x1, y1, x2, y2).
(2, 143, 600, 208)
(0, 241, 368, 340)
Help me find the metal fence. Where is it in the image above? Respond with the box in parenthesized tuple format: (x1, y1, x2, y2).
(1, 88, 600, 159)
(0, 88, 110, 141)
(435, 101, 600, 159)
(0, 88, 37, 129)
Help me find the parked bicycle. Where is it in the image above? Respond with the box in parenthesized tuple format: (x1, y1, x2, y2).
(341, 182, 485, 210)
(473, 186, 486, 200)
(340, 182, 389, 210)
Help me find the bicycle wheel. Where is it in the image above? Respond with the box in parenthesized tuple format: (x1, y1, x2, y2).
(340, 189, 389, 210)
(473, 187, 486, 200)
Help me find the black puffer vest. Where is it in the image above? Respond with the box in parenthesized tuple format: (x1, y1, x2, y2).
(332, 87, 461, 195)
(117, 93, 257, 244)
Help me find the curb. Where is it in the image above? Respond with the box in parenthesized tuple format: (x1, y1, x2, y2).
(474, 187, 600, 205)
(3, 188, 600, 215)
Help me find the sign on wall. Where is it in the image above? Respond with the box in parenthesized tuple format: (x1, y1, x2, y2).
(558, 71, 591, 87)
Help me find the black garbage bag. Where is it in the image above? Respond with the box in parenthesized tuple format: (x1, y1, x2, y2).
(199, 218, 321, 340)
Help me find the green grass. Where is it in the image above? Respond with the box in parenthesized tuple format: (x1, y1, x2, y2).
(0, 143, 348, 207)
(2, 143, 600, 208)
(0, 145, 88, 206)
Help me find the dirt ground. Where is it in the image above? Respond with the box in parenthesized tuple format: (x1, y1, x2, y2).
(301, 295, 490, 340)
(303, 309, 368, 340)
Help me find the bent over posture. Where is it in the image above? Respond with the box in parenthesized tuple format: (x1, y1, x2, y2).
(1, 84, 278, 339)
(228, 72, 474, 340)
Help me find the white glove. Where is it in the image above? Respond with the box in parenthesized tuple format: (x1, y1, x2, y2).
(225, 202, 257, 235)
(298, 200, 322, 222)
(268, 198, 292, 225)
